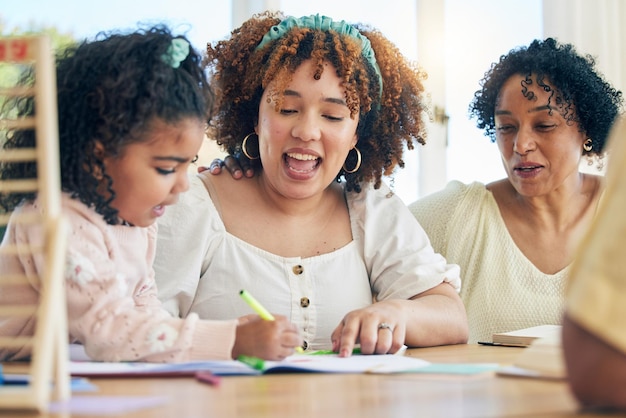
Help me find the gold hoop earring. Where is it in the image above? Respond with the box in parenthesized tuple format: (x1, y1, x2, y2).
(242, 132, 260, 160)
(583, 138, 593, 152)
(343, 147, 362, 174)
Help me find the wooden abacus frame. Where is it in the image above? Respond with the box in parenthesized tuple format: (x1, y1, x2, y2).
(0, 35, 70, 412)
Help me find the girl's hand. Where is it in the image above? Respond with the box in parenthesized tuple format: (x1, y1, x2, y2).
(232, 314, 301, 360)
(198, 153, 255, 178)
(330, 300, 407, 357)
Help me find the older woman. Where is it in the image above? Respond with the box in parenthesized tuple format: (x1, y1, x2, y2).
(154, 11, 468, 357)
(409, 38, 623, 343)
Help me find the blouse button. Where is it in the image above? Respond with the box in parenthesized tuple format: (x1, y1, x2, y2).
(300, 297, 310, 308)
(292, 265, 304, 275)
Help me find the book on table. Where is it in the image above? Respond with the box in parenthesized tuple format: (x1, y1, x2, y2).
(496, 331, 566, 380)
(490, 324, 562, 347)
(67, 345, 431, 377)
(68, 353, 432, 377)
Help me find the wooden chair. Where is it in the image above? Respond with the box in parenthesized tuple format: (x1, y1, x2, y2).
(0, 35, 70, 412)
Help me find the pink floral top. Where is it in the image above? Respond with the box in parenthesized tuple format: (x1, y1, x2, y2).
(0, 194, 237, 362)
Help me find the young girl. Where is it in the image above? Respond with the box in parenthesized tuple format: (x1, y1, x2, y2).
(0, 26, 301, 362)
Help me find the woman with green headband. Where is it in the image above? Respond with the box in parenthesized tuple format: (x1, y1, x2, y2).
(154, 11, 468, 357)
(212, 36, 624, 350)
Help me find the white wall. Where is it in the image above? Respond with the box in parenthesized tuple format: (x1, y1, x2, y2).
(543, 0, 625, 94)
(442, 0, 543, 197)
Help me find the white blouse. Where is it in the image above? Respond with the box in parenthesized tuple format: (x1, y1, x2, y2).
(155, 175, 460, 351)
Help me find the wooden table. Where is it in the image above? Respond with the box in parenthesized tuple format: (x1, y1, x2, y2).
(15, 344, 606, 417)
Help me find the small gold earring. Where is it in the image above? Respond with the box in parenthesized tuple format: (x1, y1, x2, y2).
(583, 138, 593, 152)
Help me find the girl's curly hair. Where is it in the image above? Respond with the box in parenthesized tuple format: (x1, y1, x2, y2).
(205, 10, 428, 193)
(469, 38, 623, 155)
(0, 25, 212, 224)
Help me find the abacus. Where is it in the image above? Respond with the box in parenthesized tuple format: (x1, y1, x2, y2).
(0, 35, 69, 412)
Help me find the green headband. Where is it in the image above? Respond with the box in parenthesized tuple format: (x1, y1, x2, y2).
(256, 14, 383, 98)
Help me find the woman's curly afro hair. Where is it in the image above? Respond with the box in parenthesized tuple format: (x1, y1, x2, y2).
(469, 38, 622, 155)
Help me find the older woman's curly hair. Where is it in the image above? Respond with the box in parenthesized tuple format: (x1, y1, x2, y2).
(0, 25, 212, 224)
(469, 37, 623, 155)
(205, 10, 428, 192)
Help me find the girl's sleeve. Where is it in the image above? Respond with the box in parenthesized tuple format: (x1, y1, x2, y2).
(53, 201, 237, 362)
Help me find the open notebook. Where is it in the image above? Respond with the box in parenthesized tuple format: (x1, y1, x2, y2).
(68, 344, 431, 377)
(69, 354, 429, 377)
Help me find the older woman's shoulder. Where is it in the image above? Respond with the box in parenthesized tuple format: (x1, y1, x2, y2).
(409, 180, 488, 210)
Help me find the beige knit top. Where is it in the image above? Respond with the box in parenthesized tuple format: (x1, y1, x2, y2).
(409, 181, 565, 343)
